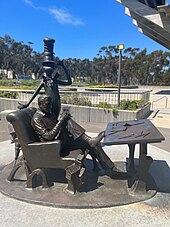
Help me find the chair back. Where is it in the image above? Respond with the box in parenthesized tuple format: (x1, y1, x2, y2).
(6, 107, 40, 147)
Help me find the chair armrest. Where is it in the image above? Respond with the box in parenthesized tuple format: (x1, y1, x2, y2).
(27, 140, 61, 158)
(24, 140, 62, 169)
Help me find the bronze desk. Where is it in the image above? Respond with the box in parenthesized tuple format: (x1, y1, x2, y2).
(102, 119, 165, 193)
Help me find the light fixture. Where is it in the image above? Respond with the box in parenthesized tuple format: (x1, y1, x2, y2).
(117, 44, 124, 50)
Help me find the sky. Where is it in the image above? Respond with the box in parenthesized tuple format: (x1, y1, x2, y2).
(0, 0, 169, 60)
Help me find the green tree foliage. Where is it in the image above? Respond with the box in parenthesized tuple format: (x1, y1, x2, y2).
(0, 34, 170, 85)
(0, 34, 43, 79)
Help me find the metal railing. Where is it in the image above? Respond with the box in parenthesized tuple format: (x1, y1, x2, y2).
(152, 96, 168, 109)
(0, 88, 150, 106)
(60, 90, 150, 106)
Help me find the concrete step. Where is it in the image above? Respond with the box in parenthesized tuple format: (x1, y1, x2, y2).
(148, 110, 160, 119)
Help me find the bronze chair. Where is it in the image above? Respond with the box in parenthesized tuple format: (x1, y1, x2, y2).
(6, 107, 86, 194)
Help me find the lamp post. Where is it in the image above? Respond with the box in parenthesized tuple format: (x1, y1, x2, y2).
(117, 44, 124, 107)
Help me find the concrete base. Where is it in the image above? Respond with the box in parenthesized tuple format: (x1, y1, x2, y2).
(0, 161, 156, 209)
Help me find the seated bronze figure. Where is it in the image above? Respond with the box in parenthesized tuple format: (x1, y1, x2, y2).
(6, 94, 119, 194)
(31, 94, 118, 174)
(7, 107, 87, 194)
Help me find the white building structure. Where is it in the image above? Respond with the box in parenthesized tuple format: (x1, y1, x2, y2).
(116, 0, 170, 50)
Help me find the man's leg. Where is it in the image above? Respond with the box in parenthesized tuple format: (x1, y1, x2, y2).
(67, 118, 85, 140)
(92, 144, 116, 170)
(67, 118, 104, 147)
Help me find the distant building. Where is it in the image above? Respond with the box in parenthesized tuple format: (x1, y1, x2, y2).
(16, 75, 33, 80)
(0, 69, 13, 79)
(0, 69, 35, 80)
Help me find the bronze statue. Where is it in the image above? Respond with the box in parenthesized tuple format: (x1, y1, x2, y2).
(18, 38, 72, 118)
(31, 94, 118, 175)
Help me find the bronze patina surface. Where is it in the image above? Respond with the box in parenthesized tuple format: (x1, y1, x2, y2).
(102, 119, 165, 194)
(0, 160, 156, 208)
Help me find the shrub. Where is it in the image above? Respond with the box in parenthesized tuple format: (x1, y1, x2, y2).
(61, 93, 92, 106)
(119, 100, 144, 110)
(95, 102, 112, 109)
(96, 100, 145, 111)
(0, 91, 18, 99)
(86, 84, 117, 89)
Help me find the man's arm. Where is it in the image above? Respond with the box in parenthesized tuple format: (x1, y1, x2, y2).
(31, 113, 69, 141)
(54, 61, 72, 86)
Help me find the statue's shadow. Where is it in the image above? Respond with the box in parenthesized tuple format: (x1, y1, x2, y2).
(149, 159, 170, 193)
(126, 158, 170, 193)
(3, 158, 170, 194)
(43, 159, 104, 192)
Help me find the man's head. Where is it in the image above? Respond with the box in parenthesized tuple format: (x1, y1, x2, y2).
(38, 95, 52, 114)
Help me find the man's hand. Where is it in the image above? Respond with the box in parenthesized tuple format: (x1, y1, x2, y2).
(59, 112, 72, 121)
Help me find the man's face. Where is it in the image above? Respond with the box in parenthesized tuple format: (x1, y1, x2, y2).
(39, 98, 52, 113)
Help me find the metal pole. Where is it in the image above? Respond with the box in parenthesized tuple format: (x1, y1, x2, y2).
(117, 49, 122, 107)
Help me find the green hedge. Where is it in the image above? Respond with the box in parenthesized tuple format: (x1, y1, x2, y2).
(86, 84, 117, 89)
(0, 90, 18, 99)
(0, 79, 41, 88)
(119, 100, 145, 110)
(95, 100, 145, 111)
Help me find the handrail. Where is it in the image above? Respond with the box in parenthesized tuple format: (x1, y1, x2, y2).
(152, 96, 168, 109)
(0, 88, 150, 94)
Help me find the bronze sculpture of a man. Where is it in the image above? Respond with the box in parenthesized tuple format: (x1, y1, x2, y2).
(31, 94, 118, 175)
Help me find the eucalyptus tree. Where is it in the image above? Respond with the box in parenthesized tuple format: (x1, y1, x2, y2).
(80, 58, 92, 82)
(94, 45, 119, 84)
(10, 41, 34, 76)
(122, 47, 140, 84)
(161, 51, 170, 84)
(1, 34, 170, 85)
(31, 51, 43, 78)
(146, 50, 170, 85)
(63, 58, 81, 82)
(130, 48, 147, 85)
(0, 35, 14, 77)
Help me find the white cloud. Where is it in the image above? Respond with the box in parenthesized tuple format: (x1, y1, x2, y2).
(23, 0, 34, 8)
(23, 0, 44, 11)
(23, 0, 84, 26)
(49, 8, 84, 26)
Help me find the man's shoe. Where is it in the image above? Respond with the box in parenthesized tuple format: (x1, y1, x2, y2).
(81, 131, 105, 148)
(112, 165, 122, 172)
(108, 165, 128, 179)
